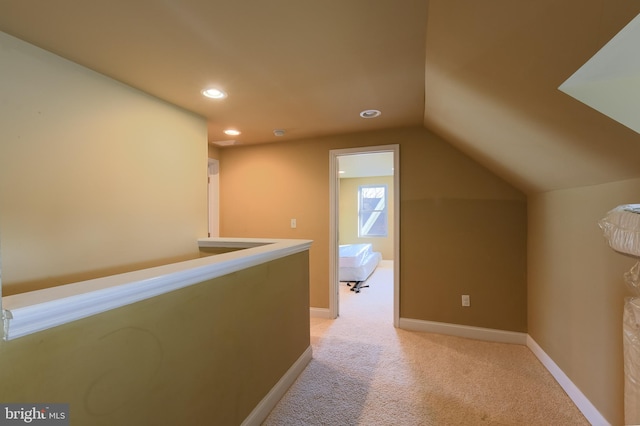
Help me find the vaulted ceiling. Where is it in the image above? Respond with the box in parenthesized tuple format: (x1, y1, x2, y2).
(423, 1, 640, 193)
(1, 1, 640, 194)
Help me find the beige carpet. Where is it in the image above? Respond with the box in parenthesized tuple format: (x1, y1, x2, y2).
(263, 261, 589, 425)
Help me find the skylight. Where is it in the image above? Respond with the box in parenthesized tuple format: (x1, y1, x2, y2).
(559, 13, 640, 135)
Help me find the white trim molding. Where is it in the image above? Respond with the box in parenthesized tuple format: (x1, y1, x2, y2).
(527, 336, 610, 426)
(310, 307, 332, 318)
(398, 318, 527, 345)
(3, 238, 312, 340)
(329, 144, 400, 326)
(397, 318, 610, 425)
(242, 346, 313, 426)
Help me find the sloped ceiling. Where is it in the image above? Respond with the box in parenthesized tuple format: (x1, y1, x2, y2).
(2, 1, 640, 194)
(423, 0, 640, 193)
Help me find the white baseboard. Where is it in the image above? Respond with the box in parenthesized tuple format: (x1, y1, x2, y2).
(241, 345, 313, 426)
(526, 336, 610, 426)
(398, 317, 527, 345)
(397, 318, 610, 425)
(310, 307, 332, 318)
(243, 319, 609, 425)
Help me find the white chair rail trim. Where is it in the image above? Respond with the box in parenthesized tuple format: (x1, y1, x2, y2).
(2, 238, 312, 340)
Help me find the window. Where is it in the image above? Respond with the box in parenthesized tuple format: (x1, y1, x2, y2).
(358, 185, 388, 237)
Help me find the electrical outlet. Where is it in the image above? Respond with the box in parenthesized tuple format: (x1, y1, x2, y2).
(290, 218, 297, 229)
(461, 295, 470, 307)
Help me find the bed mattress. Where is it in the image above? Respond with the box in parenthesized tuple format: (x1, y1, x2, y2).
(339, 244, 373, 268)
(339, 244, 382, 282)
(599, 204, 640, 257)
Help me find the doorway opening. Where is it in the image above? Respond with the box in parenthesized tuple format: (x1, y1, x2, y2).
(208, 159, 219, 238)
(329, 145, 400, 326)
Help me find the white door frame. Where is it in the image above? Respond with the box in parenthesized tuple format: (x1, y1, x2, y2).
(208, 159, 220, 237)
(329, 144, 400, 326)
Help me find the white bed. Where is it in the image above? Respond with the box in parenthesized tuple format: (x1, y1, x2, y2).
(339, 243, 382, 283)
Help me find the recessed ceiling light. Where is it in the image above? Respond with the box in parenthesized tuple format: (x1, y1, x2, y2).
(211, 140, 237, 146)
(202, 88, 227, 99)
(224, 129, 241, 136)
(359, 109, 381, 119)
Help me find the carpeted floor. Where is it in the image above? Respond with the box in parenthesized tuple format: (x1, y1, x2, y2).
(263, 261, 589, 425)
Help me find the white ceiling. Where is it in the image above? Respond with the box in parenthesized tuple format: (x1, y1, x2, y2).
(560, 13, 640, 135)
(338, 152, 394, 179)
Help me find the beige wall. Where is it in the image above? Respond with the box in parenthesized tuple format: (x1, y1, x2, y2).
(339, 176, 394, 260)
(0, 32, 208, 294)
(208, 143, 221, 160)
(4, 24, 622, 424)
(0, 252, 310, 425)
(529, 179, 640, 425)
(218, 126, 527, 332)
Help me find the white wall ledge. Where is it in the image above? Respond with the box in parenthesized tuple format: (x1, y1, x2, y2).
(2, 238, 312, 340)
